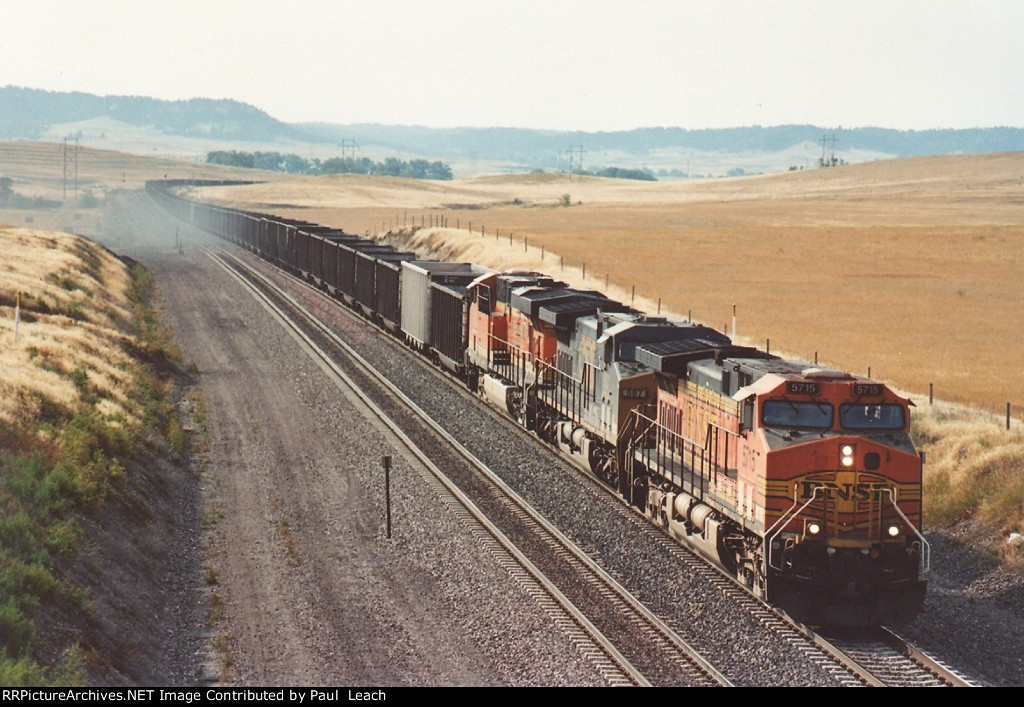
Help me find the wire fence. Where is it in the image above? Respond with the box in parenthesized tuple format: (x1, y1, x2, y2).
(375, 210, 1020, 432)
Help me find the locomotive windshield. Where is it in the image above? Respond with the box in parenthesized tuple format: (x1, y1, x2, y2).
(762, 400, 833, 429)
(840, 403, 906, 430)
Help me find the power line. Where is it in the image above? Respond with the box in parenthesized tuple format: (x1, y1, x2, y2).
(339, 139, 359, 159)
(566, 144, 585, 179)
(819, 132, 839, 167)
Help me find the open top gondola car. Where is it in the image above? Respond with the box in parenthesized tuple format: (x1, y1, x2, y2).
(400, 262, 492, 368)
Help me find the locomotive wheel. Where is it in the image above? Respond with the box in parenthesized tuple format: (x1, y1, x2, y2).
(739, 563, 755, 589)
(536, 409, 558, 444)
(506, 389, 523, 421)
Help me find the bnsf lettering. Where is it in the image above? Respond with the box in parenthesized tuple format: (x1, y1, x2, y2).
(800, 481, 892, 501)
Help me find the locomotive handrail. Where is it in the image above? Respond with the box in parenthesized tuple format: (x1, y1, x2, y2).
(764, 485, 931, 578)
(764, 485, 825, 572)
(703, 421, 739, 479)
(626, 410, 741, 503)
(631, 410, 709, 456)
(533, 356, 590, 416)
(881, 488, 931, 578)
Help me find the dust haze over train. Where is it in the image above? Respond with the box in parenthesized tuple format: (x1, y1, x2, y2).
(148, 179, 929, 627)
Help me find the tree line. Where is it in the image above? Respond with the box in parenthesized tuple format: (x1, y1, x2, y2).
(587, 166, 657, 181)
(206, 151, 454, 180)
(0, 177, 61, 208)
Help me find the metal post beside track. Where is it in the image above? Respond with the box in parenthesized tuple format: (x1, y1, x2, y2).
(383, 455, 392, 539)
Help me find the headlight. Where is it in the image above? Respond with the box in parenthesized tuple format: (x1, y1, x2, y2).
(807, 522, 821, 536)
(887, 524, 901, 537)
(840, 444, 855, 467)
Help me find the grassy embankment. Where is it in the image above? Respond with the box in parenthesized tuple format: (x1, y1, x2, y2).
(0, 227, 187, 685)
(914, 404, 1024, 564)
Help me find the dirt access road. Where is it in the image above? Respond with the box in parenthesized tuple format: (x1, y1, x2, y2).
(103, 190, 603, 686)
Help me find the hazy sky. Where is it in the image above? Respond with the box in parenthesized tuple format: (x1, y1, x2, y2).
(5, 0, 1022, 132)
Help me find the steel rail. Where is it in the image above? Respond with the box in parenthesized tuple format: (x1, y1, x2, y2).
(208, 246, 734, 686)
(205, 247, 648, 684)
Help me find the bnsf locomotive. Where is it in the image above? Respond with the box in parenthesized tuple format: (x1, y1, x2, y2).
(148, 179, 929, 627)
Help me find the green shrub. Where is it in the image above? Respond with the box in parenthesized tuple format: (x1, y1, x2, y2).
(0, 655, 47, 686)
(0, 601, 35, 658)
(45, 520, 82, 557)
(0, 512, 46, 564)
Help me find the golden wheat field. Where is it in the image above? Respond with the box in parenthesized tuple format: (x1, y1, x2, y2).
(198, 153, 1024, 422)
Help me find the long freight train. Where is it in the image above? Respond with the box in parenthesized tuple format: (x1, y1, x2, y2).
(147, 179, 929, 627)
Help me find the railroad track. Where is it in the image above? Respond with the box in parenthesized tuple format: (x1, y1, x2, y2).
(207, 246, 733, 687)
(811, 627, 976, 687)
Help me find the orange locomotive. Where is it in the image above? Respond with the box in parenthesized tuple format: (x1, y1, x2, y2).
(467, 270, 928, 627)
(628, 355, 928, 626)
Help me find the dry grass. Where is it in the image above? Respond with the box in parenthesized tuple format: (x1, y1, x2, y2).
(914, 401, 1024, 565)
(0, 227, 137, 427)
(0, 222, 187, 683)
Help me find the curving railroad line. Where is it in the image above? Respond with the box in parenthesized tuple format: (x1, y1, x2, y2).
(209, 240, 978, 688)
(206, 246, 733, 687)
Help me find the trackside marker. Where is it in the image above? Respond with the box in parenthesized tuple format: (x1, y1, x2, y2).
(13, 291, 21, 342)
(382, 455, 392, 539)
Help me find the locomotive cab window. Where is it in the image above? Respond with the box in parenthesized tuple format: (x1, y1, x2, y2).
(475, 286, 491, 315)
(741, 396, 755, 433)
(762, 400, 833, 430)
(840, 403, 905, 430)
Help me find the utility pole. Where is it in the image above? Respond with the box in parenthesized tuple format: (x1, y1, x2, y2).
(62, 138, 68, 201)
(62, 137, 80, 202)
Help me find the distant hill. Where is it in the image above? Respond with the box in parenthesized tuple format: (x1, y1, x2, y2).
(298, 122, 1024, 174)
(2, 86, 1022, 177)
(0, 85, 315, 142)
